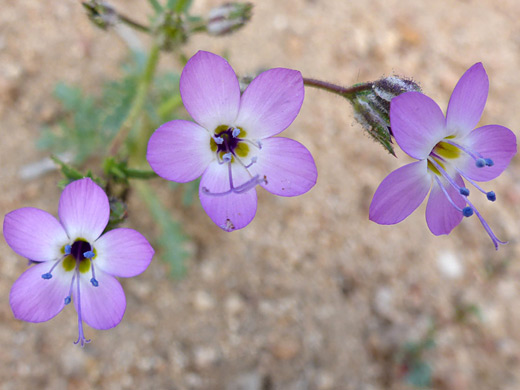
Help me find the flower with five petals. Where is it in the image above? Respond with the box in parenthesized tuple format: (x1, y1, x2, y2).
(147, 51, 317, 231)
(3, 178, 154, 345)
(369, 63, 517, 248)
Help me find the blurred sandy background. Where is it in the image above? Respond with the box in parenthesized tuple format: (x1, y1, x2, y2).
(1, 0, 520, 389)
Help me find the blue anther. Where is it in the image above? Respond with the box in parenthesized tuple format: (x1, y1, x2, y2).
(64, 245, 72, 255)
(222, 153, 232, 162)
(462, 207, 474, 217)
(459, 187, 470, 196)
(90, 278, 99, 287)
(232, 128, 241, 138)
(214, 136, 224, 145)
(475, 158, 486, 168)
(485, 158, 494, 167)
(41, 273, 53, 280)
(64, 296, 71, 305)
(83, 250, 95, 259)
(487, 191, 496, 202)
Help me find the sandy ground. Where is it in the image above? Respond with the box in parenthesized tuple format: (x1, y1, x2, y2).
(1, 0, 520, 389)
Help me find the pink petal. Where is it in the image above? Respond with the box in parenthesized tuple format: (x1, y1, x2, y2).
(248, 137, 317, 196)
(446, 63, 489, 138)
(425, 174, 465, 235)
(58, 178, 110, 243)
(391, 92, 447, 159)
(75, 269, 126, 330)
(147, 120, 214, 182)
(456, 125, 517, 182)
(10, 262, 70, 323)
(235, 68, 304, 139)
(369, 160, 431, 224)
(180, 51, 240, 132)
(94, 228, 154, 278)
(199, 162, 257, 231)
(4, 208, 69, 261)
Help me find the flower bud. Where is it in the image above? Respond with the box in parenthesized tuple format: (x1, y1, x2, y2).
(82, 1, 118, 30)
(155, 11, 188, 51)
(206, 3, 253, 36)
(351, 76, 421, 155)
(372, 76, 421, 113)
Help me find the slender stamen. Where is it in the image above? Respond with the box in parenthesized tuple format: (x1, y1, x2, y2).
(428, 157, 470, 196)
(64, 272, 76, 305)
(81, 249, 99, 287)
(73, 270, 91, 347)
(213, 136, 224, 144)
(232, 128, 241, 138)
(453, 167, 497, 202)
(433, 176, 465, 213)
(41, 250, 71, 280)
(464, 197, 507, 250)
(244, 156, 257, 169)
(239, 138, 262, 150)
(90, 262, 99, 287)
(443, 140, 494, 167)
(232, 150, 257, 170)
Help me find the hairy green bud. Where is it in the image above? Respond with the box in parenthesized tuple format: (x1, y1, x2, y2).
(352, 76, 421, 155)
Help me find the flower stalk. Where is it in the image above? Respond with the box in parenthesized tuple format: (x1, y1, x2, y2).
(302, 78, 373, 99)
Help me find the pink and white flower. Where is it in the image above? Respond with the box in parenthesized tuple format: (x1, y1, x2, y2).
(147, 51, 317, 231)
(369, 63, 517, 249)
(3, 178, 154, 345)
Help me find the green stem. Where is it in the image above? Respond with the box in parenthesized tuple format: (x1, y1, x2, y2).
(125, 168, 159, 179)
(303, 78, 373, 99)
(109, 43, 161, 156)
(119, 14, 151, 33)
(157, 94, 183, 119)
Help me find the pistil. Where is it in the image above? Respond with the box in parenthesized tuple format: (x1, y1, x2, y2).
(73, 268, 90, 347)
(463, 197, 507, 249)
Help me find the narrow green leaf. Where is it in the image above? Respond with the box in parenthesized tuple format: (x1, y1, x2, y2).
(148, 0, 163, 13)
